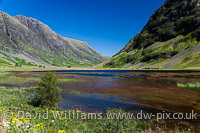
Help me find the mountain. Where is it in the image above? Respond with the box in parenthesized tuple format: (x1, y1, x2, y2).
(104, 0, 200, 69)
(0, 11, 105, 67)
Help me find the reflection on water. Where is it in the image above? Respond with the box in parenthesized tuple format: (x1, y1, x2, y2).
(59, 93, 140, 112)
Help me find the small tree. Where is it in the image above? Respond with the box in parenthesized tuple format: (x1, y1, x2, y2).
(36, 72, 62, 107)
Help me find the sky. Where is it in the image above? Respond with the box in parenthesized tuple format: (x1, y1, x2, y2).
(0, 0, 166, 56)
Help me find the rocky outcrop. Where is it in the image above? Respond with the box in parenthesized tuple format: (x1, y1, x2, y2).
(0, 11, 105, 66)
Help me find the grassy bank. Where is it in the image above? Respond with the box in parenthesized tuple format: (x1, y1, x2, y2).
(0, 87, 150, 132)
(0, 66, 97, 72)
(1, 65, 200, 74)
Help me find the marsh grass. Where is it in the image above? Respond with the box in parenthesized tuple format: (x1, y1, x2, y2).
(0, 75, 39, 85)
(69, 90, 82, 95)
(0, 75, 82, 85)
(58, 78, 84, 82)
(177, 83, 200, 88)
(0, 72, 12, 76)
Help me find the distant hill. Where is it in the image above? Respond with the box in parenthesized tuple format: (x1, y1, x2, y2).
(0, 11, 105, 67)
(104, 0, 200, 69)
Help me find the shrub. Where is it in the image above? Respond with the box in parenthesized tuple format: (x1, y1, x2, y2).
(135, 122, 150, 131)
(36, 72, 62, 107)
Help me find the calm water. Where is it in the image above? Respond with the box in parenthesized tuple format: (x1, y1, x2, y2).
(5, 70, 200, 130)
(7, 70, 200, 112)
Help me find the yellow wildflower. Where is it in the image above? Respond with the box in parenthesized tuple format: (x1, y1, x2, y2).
(40, 123, 43, 124)
(45, 108, 48, 110)
(30, 128, 33, 129)
(17, 121, 23, 124)
(35, 124, 40, 127)
(62, 130, 66, 133)
(41, 126, 43, 128)
(106, 128, 109, 130)
(12, 117, 17, 121)
(58, 130, 66, 133)
(33, 128, 37, 131)
(24, 119, 30, 123)
(12, 98, 16, 100)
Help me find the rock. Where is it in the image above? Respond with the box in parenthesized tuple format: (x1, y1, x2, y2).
(0, 11, 106, 66)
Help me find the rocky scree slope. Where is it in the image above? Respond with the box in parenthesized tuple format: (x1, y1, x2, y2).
(104, 0, 200, 69)
(0, 11, 105, 67)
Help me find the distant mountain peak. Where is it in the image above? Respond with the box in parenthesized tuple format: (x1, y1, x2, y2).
(0, 11, 105, 67)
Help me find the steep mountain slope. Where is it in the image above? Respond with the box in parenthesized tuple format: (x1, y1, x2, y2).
(104, 0, 200, 69)
(0, 11, 105, 67)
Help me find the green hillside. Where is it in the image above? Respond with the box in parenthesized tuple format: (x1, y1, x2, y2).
(104, 0, 200, 69)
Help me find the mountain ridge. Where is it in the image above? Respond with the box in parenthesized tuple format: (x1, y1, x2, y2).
(0, 11, 105, 67)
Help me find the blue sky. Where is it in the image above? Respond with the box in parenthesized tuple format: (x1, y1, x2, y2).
(0, 0, 166, 56)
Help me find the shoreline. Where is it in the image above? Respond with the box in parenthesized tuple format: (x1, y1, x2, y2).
(1, 66, 200, 72)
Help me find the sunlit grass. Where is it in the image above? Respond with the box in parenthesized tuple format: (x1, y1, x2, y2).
(177, 83, 200, 88)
